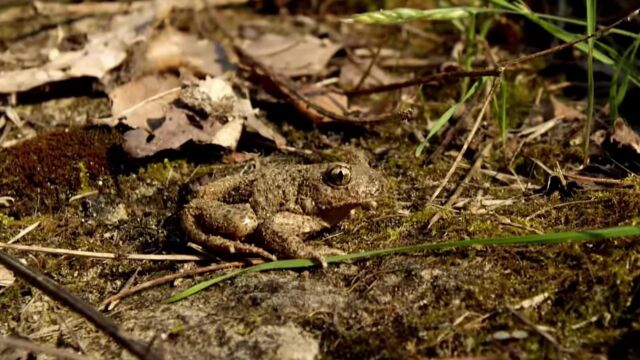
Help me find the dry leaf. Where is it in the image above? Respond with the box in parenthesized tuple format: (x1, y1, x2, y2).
(609, 117, 640, 154)
(298, 85, 348, 123)
(121, 77, 284, 157)
(143, 28, 232, 76)
(339, 56, 404, 91)
(123, 107, 242, 157)
(108, 74, 181, 131)
(242, 33, 341, 77)
(0, 4, 156, 93)
(0, 265, 15, 288)
(550, 96, 586, 121)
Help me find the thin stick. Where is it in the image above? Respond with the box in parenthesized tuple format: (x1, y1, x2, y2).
(0, 242, 205, 261)
(428, 142, 492, 228)
(430, 78, 501, 203)
(506, 305, 570, 353)
(346, 69, 500, 96)
(345, 8, 639, 97)
(352, 42, 384, 92)
(0, 335, 94, 360)
(117, 87, 181, 118)
(0, 251, 165, 360)
(525, 199, 602, 221)
(100, 262, 246, 307)
(8, 221, 40, 244)
(500, 8, 640, 68)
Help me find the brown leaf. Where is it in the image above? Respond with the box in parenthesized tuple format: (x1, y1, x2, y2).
(122, 106, 243, 157)
(297, 85, 349, 124)
(120, 77, 284, 157)
(339, 56, 406, 91)
(143, 28, 232, 77)
(108, 74, 181, 131)
(609, 117, 640, 154)
(550, 95, 586, 121)
(0, 265, 15, 288)
(242, 33, 341, 77)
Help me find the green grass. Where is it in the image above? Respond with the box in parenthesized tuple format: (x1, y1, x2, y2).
(584, 0, 596, 164)
(165, 225, 640, 303)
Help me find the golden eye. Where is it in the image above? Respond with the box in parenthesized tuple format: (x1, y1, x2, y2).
(324, 164, 351, 187)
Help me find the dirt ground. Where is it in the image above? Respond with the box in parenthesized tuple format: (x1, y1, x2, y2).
(1, 1, 640, 359)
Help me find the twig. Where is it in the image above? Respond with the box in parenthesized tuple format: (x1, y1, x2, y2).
(0, 242, 205, 261)
(0, 335, 94, 360)
(100, 262, 246, 308)
(563, 172, 629, 186)
(0, 251, 165, 360)
(430, 78, 501, 203)
(345, 69, 500, 96)
(525, 199, 602, 221)
(499, 8, 640, 68)
(351, 42, 384, 92)
(428, 142, 492, 229)
(506, 305, 571, 353)
(345, 8, 639, 97)
(8, 221, 40, 244)
(206, 7, 399, 123)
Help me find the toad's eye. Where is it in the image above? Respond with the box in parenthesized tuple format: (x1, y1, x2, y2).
(324, 164, 352, 187)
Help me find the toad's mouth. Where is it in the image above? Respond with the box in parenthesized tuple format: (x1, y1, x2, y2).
(317, 199, 377, 226)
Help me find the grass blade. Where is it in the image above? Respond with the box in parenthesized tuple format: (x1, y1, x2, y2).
(165, 225, 640, 303)
(583, 0, 596, 164)
(415, 78, 484, 156)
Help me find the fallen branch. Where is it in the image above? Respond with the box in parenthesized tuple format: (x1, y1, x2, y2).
(0, 242, 205, 261)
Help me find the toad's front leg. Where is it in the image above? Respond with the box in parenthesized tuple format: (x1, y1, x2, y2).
(256, 212, 345, 267)
(182, 198, 277, 260)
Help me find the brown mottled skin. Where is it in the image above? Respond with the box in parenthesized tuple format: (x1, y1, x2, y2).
(182, 162, 385, 266)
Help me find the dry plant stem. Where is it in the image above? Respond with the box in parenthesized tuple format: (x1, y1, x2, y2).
(500, 7, 640, 69)
(347, 8, 639, 98)
(0, 242, 205, 261)
(506, 305, 570, 353)
(100, 262, 246, 307)
(8, 221, 40, 244)
(426, 91, 483, 165)
(346, 69, 500, 96)
(206, 8, 397, 123)
(430, 78, 501, 203)
(0, 335, 94, 360)
(563, 172, 628, 186)
(236, 45, 399, 123)
(428, 142, 492, 229)
(525, 199, 602, 221)
(0, 251, 164, 360)
(352, 42, 384, 92)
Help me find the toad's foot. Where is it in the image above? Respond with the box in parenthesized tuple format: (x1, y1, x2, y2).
(256, 212, 343, 268)
(299, 246, 345, 268)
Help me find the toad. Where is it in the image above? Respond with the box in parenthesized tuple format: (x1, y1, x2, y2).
(182, 161, 385, 267)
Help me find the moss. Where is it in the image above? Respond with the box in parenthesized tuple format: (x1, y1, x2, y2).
(0, 127, 122, 217)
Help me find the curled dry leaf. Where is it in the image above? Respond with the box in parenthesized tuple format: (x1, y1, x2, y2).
(242, 33, 341, 77)
(0, 4, 156, 93)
